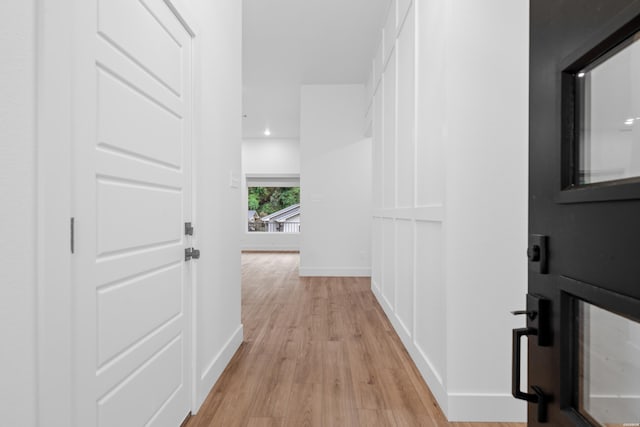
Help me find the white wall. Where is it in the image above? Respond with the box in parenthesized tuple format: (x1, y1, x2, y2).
(243, 138, 300, 174)
(0, 1, 38, 425)
(299, 85, 372, 277)
(190, 0, 244, 409)
(370, 0, 528, 421)
(241, 138, 301, 251)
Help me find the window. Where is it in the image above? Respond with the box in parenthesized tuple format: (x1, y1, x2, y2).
(247, 185, 300, 233)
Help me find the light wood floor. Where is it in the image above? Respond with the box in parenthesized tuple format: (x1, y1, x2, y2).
(186, 252, 524, 427)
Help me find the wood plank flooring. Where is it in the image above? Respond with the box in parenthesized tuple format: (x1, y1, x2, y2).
(186, 252, 524, 427)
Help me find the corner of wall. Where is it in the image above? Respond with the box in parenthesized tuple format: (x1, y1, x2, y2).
(190, 0, 244, 413)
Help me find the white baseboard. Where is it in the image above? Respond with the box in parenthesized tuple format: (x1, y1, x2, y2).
(587, 395, 640, 422)
(371, 285, 449, 414)
(241, 245, 300, 251)
(411, 340, 448, 414)
(447, 393, 525, 422)
(370, 285, 526, 423)
(195, 324, 244, 412)
(298, 266, 371, 277)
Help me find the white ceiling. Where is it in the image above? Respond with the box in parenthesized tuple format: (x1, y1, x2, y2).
(242, 0, 390, 139)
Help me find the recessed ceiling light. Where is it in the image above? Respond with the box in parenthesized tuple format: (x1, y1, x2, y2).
(577, 72, 586, 78)
(264, 128, 271, 136)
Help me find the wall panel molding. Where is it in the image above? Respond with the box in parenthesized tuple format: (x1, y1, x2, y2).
(373, 205, 444, 222)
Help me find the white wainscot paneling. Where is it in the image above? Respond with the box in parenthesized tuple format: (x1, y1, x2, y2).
(415, 0, 445, 207)
(373, 90, 384, 210)
(365, 67, 373, 108)
(374, 34, 384, 90)
(382, 52, 396, 209)
(372, 217, 383, 292)
(414, 220, 446, 389)
(395, 219, 414, 338)
(395, 4, 415, 209)
(382, 218, 396, 310)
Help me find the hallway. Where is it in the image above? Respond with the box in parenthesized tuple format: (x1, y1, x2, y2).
(186, 253, 524, 427)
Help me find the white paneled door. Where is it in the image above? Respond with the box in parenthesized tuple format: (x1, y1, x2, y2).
(72, 0, 194, 425)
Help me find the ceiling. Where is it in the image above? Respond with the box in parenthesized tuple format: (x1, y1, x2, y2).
(242, 0, 390, 139)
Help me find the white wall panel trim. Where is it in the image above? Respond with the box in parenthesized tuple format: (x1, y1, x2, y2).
(409, 341, 448, 415)
(372, 284, 393, 318)
(373, 205, 444, 222)
(372, 285, 449, 415)
(394, 313, 412, 342)
(240, 245, 300, 251)
(383, 44, 396, 72)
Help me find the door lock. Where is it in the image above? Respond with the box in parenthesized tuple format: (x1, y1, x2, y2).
(185, 247, 201, 261)
(512, 294, 551, 346)
(528, 234, 548, 274)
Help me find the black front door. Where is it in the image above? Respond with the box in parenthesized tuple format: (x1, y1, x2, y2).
(522, 1, 640, 425)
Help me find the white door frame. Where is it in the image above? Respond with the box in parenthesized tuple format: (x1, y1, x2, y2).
(36, 1, 201, 424)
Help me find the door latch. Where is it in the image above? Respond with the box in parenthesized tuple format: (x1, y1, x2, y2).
(512, 294, 551, 346)
(185, 247, 201, 261)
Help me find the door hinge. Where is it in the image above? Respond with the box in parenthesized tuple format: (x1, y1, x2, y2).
(185, 247, 201, 261)
(185, 222, 194, 236)
(70, 217, 75, 254)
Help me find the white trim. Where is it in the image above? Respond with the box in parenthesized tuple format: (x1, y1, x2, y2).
(372, 284, 448, 415)
(37, 0, 73, 425)
(412, 340, 447, 411)
(447, 393, 526, 422)
(373, 205, 444, 222)
(241, 245, 300, 252)
(196, 325, 244, 411)
(586, 395, 640, 421)
(372, 285, 525, 422)
(243, 137, 300, 141)
(298, 267, 372, 277)
(245, 173, 301, 179)
(163, 0, 201, 412)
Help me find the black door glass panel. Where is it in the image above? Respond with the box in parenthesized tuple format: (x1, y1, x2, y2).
(577, 31, 640, 185)
(576, 301, 640, 426)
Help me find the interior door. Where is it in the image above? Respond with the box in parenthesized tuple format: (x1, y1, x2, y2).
(72, 0, 194, 425)
(522, 1, 640, 425)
